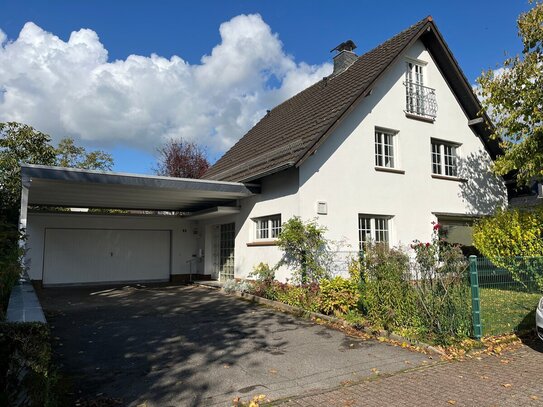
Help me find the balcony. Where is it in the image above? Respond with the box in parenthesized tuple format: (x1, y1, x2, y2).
(404, 81, 438, 120)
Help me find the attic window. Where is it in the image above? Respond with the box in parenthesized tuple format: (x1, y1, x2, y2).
(404, 60, 437, 120)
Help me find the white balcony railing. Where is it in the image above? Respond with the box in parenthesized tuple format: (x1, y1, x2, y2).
(404, 81, 438, 119)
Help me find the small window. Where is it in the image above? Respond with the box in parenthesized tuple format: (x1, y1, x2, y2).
(375, 129, 396, 168)
(431, 140, 459, 177)
(254, 215, 281, 240)
(358, 215, 391, 248)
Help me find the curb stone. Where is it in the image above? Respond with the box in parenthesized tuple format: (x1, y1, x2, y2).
(192, 282, 445, 356)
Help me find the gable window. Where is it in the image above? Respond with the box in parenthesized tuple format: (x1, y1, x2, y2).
(254, 215, 281, 240)
(431, 139, 459, 177)
(405, 60, 437, 119)
(375, 129, 396, 168)
(358, 215, 391, 248)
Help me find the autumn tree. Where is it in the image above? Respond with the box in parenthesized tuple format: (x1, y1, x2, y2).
(477, 1, 543, 185)
(155, 138, 210, 179)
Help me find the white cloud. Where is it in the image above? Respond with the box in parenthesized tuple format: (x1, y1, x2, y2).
(0, 15, 332, 157)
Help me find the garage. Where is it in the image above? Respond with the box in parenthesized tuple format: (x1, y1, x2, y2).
(20, 164, 256, 286)
(42, 228, 171, 285)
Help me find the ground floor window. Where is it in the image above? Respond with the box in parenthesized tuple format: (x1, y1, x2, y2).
(253, 214, 281, 240)
(358, 214, 391, 248)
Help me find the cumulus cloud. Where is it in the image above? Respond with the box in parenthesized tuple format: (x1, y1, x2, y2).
(0, 15, 332, 156)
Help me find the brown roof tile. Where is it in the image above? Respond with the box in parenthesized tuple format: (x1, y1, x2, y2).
(203, 17, 434, 182)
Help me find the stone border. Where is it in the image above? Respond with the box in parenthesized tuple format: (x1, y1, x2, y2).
(6, 276, 47, 323)
(193, 282, 445, 356)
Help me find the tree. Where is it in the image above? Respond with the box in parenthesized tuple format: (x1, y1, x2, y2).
(0, 122, 113, 222)
(55, 138, 113, 171)
(155, 138, 210, 179)
(477, 1, 543, 186)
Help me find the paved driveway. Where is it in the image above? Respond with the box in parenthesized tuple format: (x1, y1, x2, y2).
(38, 284, 432, 406)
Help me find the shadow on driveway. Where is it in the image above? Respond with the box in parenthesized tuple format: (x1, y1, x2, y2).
(38, 284, 431, 406)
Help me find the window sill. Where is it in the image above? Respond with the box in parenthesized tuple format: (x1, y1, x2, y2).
(375, 166, 405, 175)
(247, 240, 278, 247)
(405, 112, 435, 123)
(431, 174, 467, 182)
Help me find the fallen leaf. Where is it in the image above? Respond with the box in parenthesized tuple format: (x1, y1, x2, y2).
(530, 395, 539, 400)
(502, 383, 512, 388)
(448, 400, 457, 405)
(269, 368, 278, 374)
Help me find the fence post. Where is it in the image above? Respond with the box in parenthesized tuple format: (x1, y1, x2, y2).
(469, 255, 482, 340)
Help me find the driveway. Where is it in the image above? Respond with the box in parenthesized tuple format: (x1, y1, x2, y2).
(38, 284, 432, 406)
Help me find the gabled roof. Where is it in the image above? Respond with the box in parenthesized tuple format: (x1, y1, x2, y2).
(204, 16, 501, 182)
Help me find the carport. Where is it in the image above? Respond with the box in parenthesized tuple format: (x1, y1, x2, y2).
(20, 164, 258, 286)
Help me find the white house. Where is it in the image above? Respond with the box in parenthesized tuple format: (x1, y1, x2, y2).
(22, 16, 507, 285)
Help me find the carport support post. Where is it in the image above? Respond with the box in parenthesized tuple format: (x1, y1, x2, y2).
(18, 178, 30, 275)
(469, 255, 482, 340)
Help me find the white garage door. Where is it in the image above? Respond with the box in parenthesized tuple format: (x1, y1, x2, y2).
(43, 228, 171, 285)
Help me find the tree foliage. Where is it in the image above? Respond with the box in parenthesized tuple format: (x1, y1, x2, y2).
(155, 138, 210, 179)
(473, 207, 543, 290)
(0, 122, 113, 221)
(473, 207, 543, 258)
(477, 1, 543, 185)
(55, 138, 113, 171)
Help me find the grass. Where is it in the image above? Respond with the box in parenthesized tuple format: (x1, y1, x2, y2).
(480, 287, 541, 336)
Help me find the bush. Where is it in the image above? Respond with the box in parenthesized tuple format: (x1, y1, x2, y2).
(473, 207, 543, 289)
(274, 282, 321, 313)
(223, 279, 252, 294)
(362, 244, 420, 331)
(318, 277, 359, 316)
(0, 221, 23, 317)
(411, 224, 472, 342)
(248, 262, 275, 283)
(0, 322, 57, 407)
(277, 217, 332, 284)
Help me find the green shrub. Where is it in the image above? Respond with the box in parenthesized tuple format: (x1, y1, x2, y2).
(0, 322, 57, 407)
(277, 217, 331, 284)
(411, 225, 472, 342)
(0, 221, 23, 317)
(362, 244, 420, 331)
(248, 262, 275, 283)
(318, 276, 359, 316)
(473, 207, 543, 290)
(274, 282, 321, 313)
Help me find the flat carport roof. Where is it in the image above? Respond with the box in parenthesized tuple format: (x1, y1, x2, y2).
(19, 164, 260, 230)
(20, 164, 259, 212)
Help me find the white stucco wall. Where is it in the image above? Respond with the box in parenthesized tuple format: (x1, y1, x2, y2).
(198, 168, 300, 281)
(202, 41, 507, 281)
(26, 212, 198, 281)
(297, 39, 507, 249)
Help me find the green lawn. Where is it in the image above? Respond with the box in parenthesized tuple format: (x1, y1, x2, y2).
(480, 287, 541, 336)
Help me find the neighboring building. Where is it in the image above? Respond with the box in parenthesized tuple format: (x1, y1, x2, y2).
(22, 16, 507, 285)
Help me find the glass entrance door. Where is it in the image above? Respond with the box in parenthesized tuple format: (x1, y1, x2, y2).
(219, 223, 235, 281)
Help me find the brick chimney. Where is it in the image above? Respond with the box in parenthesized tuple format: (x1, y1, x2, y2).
(330, 40, 357, 76)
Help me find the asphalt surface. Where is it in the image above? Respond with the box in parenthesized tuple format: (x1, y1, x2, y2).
(38, 284, 432, 406)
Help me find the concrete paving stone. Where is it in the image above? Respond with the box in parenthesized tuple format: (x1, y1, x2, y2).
(38, 284, 432, 406)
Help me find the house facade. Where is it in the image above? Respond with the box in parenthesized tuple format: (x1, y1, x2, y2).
(23, 17, 507, 285)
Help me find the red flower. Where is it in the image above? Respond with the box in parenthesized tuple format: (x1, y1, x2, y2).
(433, 223, 441, 231)
(425, 242, 430, 247)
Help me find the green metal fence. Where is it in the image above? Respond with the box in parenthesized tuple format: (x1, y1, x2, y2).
(470, 256, 543, 337)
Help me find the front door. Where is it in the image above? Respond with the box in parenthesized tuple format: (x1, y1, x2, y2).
(219, 223, 235, 281)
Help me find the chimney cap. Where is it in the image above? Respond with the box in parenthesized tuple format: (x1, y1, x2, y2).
(330, 40, 357, 53)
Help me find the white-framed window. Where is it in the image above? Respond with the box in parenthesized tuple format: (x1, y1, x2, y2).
(431, 139, 459, 177)
(358, 214, 391, 248)
(404, 59, 437, 119)
(374, 128, 396, 168)
(254, 215, 281, 240)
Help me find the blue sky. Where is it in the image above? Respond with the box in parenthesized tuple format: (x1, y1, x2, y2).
(0, 0, 533, 174)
